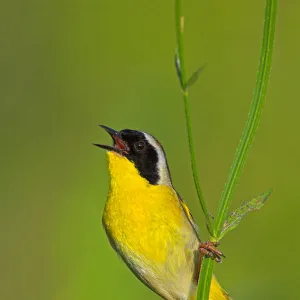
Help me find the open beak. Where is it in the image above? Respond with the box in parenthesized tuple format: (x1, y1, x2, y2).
(93, 125, 129, 154)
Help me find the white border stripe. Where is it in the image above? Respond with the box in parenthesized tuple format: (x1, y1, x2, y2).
(143, 133, 172, 186)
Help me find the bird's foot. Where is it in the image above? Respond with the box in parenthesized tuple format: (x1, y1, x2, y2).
(199, 241, 225, 263)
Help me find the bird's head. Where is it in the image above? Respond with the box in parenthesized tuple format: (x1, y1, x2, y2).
(94, 125, 172, 186)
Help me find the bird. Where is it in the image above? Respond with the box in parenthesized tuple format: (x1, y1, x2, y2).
(94, 125, 231, 300)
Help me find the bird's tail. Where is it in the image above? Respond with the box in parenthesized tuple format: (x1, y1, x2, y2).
(189, 276, 231, 300)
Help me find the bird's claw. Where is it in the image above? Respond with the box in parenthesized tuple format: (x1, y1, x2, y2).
(199, 241, 225, 263)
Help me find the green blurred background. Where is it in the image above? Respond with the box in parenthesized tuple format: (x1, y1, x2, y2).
(1, 1, 298, 299)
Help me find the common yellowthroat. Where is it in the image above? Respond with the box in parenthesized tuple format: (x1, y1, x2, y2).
(94, 125, 230, 300)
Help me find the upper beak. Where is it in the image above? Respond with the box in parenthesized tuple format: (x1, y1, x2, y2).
(99, 125, 119, 137)
(93, 125, 129, 154)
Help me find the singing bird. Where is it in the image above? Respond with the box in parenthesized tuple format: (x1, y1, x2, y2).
(94, 125, 230, 300)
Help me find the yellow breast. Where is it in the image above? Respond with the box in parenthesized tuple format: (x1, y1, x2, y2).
(102, 152, 187, 264)
(101, 152, 230, 300)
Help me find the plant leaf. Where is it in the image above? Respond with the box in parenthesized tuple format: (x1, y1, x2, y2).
(174, 51, 205, 90)
(220, 189, 272, 239)
(186, 65, 206, 88)
(174, 51, 184, 89)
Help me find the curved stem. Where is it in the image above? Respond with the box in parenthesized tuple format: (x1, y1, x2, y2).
(213, 0, 278, 238)
(197, 1, 278, 299)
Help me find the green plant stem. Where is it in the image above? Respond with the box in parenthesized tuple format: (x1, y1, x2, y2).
(197, 1, 277, 299)
(175, 0, 212, 229)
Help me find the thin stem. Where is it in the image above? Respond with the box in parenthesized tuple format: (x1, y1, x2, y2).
(197, 0, 277, 299)
(197, 259, 215, 300)
(175, 0, 212, 229)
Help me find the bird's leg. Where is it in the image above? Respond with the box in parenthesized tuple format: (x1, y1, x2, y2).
(199, 241, 225, 263)
(193, 242, 225, 284)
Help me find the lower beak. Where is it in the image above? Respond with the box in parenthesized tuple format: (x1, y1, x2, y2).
(93, 125, 128, 154)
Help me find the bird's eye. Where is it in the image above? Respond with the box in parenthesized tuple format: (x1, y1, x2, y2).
(134, 140, 146, 151)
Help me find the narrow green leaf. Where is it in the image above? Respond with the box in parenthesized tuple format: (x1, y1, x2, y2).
(220, 189, 272, 239)
(186, 65, 206, 88)
(175, 52, 184, 89)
